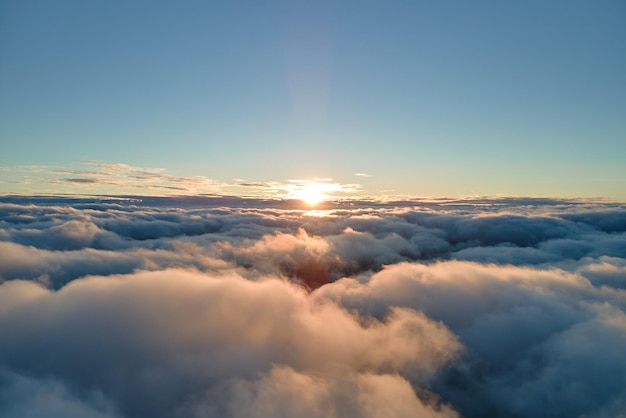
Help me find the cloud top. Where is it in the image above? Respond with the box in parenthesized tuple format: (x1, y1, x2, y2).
(0, 195, 624, 417)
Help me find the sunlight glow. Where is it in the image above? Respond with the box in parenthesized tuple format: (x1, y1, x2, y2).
(286, 180, 344, 207)
(302, 187, 325, 206)
(293, 184, 327, 206)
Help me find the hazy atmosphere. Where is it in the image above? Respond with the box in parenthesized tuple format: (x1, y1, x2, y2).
(1, 1, 625, 418)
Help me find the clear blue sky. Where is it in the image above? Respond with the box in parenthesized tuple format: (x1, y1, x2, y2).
(1, 0, 625, 199)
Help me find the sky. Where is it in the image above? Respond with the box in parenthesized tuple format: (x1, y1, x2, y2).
(1, 0, 625, 199)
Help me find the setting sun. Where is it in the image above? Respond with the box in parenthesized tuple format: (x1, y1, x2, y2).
(292, 183, 327, 206)
(285, 180, 346, 207)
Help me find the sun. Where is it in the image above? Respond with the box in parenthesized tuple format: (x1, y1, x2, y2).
(295, 183, 327, 207)
(287, 181, 335, 207)
(300, 187, 325, 206)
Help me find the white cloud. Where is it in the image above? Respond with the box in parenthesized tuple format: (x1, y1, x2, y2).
(0, 270, 460, 417)
(0, 196, 625, 417)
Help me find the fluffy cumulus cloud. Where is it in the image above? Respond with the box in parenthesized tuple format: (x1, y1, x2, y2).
(0, 271, 459, 418)
(0, 196, 625, 417)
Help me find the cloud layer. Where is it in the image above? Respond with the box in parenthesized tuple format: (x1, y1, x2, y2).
(0, 196, 625, 417)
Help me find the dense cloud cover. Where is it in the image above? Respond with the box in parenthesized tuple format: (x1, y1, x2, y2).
(0, 196, 625, 417)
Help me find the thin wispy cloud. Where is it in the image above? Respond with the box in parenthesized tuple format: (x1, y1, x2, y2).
(0, 161, 367, 203)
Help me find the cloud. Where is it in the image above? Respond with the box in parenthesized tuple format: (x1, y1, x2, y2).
(486, 304, 626, 418)
(2, 197, 625, 288)
(316, 261, 626, 417)
(576, 257, 626, 289)
(0, 271, 460, 418)
(195, 366, 460, 418)
(1, 162, 367, 201)
(238, 182, 275, 188)
(0, 195, 625, 417)
(60, 178, 101, 184)
(0, 371, 120, 418)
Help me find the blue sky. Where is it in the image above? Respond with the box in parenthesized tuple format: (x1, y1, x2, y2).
(1, 0, 625, 199)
